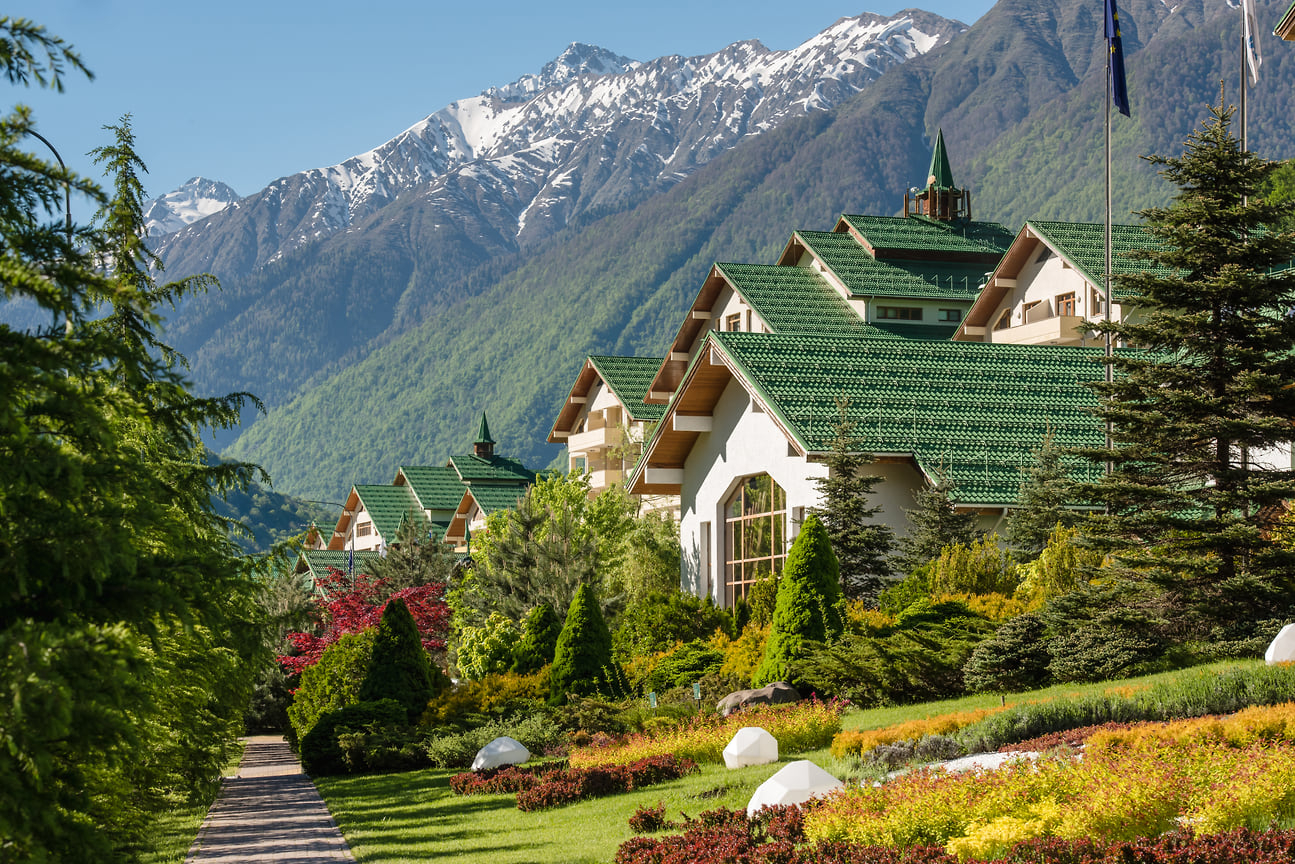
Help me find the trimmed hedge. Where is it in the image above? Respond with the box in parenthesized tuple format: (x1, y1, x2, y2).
(300, 698, 405, 775)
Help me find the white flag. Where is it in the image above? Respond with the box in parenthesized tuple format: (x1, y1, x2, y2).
(1243, 0, 1263, 83)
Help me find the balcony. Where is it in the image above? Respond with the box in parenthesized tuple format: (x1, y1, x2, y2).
(588, 468, 626, 492)
(991, 314, 1087, 346)
(567, 424, 624, 454)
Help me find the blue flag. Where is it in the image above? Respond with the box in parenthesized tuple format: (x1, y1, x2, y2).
(1106, 0, 1131, 117)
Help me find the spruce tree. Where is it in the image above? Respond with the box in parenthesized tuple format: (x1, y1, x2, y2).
(511, 602, 562, 674)
(1005, 432, 1079, 559)
(368, 512, 457, 592)
(548, 583, 617, 704)
(358, 598, 435, 722)
(754, 515, 845, 687)
(811, 399, 894, 604)
(1081, 98, 1295, 635)
(894, 474, 978, 575)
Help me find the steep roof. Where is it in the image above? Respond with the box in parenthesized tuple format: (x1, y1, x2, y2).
(636, 331, 1107, 506)
(353, 484, 426, 541)
(788, 231, 987, 300)
(475, 413, 496, 445)
(449, 453, 536, 484)
(927, 128, 956, 189)
(588, 356, 667, 422)
(295, 549, 380, 583)
(396, 465, 465, 511)
(1027, 220, 1173, 298)
(713, 262, 878, 335)
(838, 214, 1014, 260)
(463, 483, 528, 515)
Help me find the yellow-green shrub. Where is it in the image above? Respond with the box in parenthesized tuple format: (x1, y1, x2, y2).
(830, 707, 1006, 758)
(421, 667, 548, 727)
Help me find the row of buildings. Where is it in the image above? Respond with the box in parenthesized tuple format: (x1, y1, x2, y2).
(301, 131, 1264, 609)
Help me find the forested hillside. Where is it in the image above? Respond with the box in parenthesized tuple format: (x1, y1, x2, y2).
(226, 0, 1295, 499)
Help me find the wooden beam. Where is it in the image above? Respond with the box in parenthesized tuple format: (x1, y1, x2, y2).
(690, 310, 714, 320)
(645, 467, 684, 485)
(673, 414, 713, 432)
(669, 351, 689, 361)
(569, 395, 587, 404)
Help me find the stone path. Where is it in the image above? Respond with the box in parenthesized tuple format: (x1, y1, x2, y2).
(186, 735, 355, 863)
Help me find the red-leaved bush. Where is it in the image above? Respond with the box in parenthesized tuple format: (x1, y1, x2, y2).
(481, 754, 698, 811)
(278, 568, 449, 674)
(448, 761, 567, 796)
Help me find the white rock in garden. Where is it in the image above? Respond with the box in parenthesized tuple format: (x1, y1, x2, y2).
(723, 726, 779, 769)
(471, 736, 530, 772)
(746, 759, 843, 817)
(1266, 623, 1295, 664)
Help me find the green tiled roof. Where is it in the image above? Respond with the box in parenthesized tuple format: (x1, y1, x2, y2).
(297, 549, 380, 582)
(588, 356, 667, 422)
(711, 331, 1107, 506)
(715, 262, 879, 336)
(399, 465, 465, 511)
(841, 215, 1015, 257)
(794, 231, 986, 299)
(868, 321, 959, 340)
(467, 484, 528, 515)
(353, 484, 426, 542)
(1028, 221, 1173, 300)
(450, 454, 536, 484)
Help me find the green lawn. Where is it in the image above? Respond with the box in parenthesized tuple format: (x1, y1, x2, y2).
(140, 741, 247, 864)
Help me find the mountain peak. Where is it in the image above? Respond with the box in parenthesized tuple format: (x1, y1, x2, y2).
(143, 176, 240, 237)
(485, 42, 639, 102)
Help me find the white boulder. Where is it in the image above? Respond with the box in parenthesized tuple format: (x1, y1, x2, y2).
(1266, 623, 1295, 665)
(746, 759, 843, 817)
(723, 726, 779, 769)
(471, 736, 530, 772)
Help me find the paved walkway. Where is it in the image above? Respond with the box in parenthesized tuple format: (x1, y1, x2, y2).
(186, 735, 355, 863)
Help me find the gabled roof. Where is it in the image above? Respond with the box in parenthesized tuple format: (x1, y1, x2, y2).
(295, 549, 380, 584)
(959, 220, 1172, 334)
(837, 214, 1014, 262)
(395, 465, 465, 512)
(633, 331, 1107, 506)
(714, 262, 877, 335)
(449, 453, 535, 484)
(549, 355, 666, 442)
(352, 484, 427, 541)
(781, 230, 988, 300)
(444, 483, 530, 544)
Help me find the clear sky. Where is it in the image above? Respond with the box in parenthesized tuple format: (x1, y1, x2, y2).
(10, 1, 995, 208)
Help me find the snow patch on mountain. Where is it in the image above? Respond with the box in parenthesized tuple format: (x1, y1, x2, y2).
(143, 177, 240, 236)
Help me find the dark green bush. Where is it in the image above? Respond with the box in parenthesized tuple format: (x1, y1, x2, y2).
(300, 698, 405, 775)
(550, 583, 620, 704)
(1046, 624, 1160, 683)
(358, 598, 437, 722)
(755, 515, 844, 687)
(963, 613, 1053, 693)
(641, 640, 724, 694)
(422, 712, 568, 769)
(612, 591, 732, 661)
(287, 628, 376, 745)
(512, 602, 563, 674)
(337, 726, 430, 774)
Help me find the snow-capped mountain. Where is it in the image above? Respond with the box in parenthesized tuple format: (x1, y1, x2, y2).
(143, 177, 240, 236)
(155, 11, 962, 273)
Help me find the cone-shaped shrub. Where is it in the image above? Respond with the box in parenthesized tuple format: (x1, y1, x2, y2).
(512, 602, 562, 674)
(549, 583, 618, 704)
(358, 597, 434, 722)
(755, 515, 844, 687)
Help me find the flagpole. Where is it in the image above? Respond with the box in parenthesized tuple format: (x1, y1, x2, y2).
(1104, 28, 1114, 476)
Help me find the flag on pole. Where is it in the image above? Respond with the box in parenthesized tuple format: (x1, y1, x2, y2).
(1105, 0, 1131, 117)
(1243, 0, 1262, 84)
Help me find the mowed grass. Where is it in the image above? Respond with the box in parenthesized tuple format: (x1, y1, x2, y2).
(316, 659, 1272, 864)
(140, 740, 247, 864)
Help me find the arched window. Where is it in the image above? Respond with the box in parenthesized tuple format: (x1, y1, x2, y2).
(724, 474, 787, 604)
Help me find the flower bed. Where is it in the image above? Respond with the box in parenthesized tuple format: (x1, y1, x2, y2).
(451, 754, 696, 811)
(569, 698, 845, 769)
(831, 707, 1006, 759)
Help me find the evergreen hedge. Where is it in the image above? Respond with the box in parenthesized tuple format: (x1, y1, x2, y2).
(512, 602, 562, 674)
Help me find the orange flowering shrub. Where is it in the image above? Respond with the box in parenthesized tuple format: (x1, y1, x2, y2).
(830, 707, 1008, 759)
(568, 698, 845, 768)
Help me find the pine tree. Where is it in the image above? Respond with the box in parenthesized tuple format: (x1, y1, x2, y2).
(1005, 432, 1078, 559)
(894, 474, 979, 575)
(754, 515, 844, 687)
(1081, 97, 1295, 635)
(358, 597, 435, 722)
(811, 399, 894, 604)
(548, 583, 618, 704)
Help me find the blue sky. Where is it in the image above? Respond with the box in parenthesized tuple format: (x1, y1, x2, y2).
(10, 1, 995, 209)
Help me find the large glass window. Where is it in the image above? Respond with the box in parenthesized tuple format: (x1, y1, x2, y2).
(724, 474, 788, 604)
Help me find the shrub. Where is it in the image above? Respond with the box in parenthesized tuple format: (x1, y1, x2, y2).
(336, 725, 430, 774)
(614, 591, 733, 660)
(512, 603, 562, 674)
(709, 625, 768, 689)
(831, 707, 1006, 759)
(1046, 623, 1159, 683)
(422, 667, 550, 728)
(358, 597, 439, 722)
(962, 612, 1053, 693)
(755, 515, 845, 687)
(457, 612, 522, 680)
(287, 628, 376, 744)
(746, 571, 780, 628)
(628, 802, 673, 833)
(299, 698, 406, 775)
(550, 583, 620, 704)
(513, 754, 697, 811)
(928, 534, 1018, 597)
(449, 761, 567, 795)
(422, 711, 569, 769)
(642, 640, 724, 694)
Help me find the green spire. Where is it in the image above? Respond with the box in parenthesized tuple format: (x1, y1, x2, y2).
(927, 129, 955, 190)
(475, 412, 495, 446)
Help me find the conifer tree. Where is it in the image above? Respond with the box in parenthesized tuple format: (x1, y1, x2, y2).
(894, 474, 978, 575)
(358, 597, 436, 722)
(811, 399, 894, 604)
(548, 582, 617, 704)
(368, 512, 457, 592)
(511, 602, 562, 674)
(1081, 98, 1295, 634)
(754, 515, 844, 687)
(1005, 432, 1078, 559)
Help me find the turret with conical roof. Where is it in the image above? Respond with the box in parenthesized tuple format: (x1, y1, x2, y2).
(905, 129, 970, 222)
(473, 412, 496, 458)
